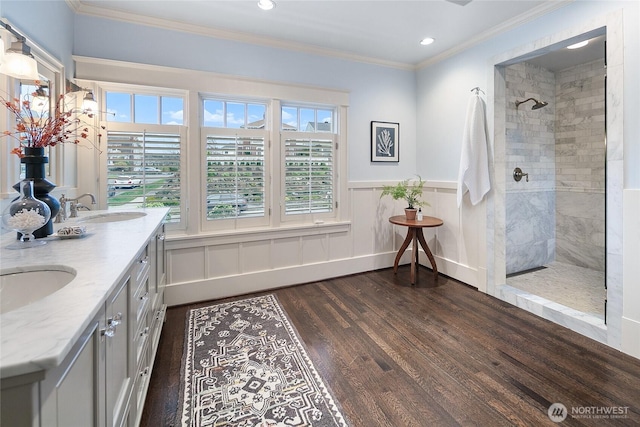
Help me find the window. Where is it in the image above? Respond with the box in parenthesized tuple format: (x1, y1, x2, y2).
(281, 106, 334, 132)
(105, 89, 185, 226)
(203, 99, 267, 224)
(201, 98, 342, 230)
(281, 105, 336, 218)
(205, 133, 265, 220)
(204, 99, 266, 129)
(107, 92, 184, 125)
(283, 135, 334, 215)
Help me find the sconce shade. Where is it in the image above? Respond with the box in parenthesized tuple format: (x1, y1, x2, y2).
(82, 91, 99, 113)
(0, 40, 39, 80)
(32, 86, 50, 114)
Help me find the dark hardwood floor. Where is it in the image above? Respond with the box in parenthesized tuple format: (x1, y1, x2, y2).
(141, 267, 640, 426)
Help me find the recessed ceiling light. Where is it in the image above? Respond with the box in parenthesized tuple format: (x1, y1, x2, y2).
(258, 0, 275, 11)
(420, 37, 435, 46)
(567, 40, 589, 49)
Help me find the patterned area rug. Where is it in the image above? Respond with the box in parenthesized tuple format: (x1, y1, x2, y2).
(179, 294, 349, 427)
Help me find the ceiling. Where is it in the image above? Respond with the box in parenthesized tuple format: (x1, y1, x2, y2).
(69, 0, 574, 68)
(526, 34, 605, 72)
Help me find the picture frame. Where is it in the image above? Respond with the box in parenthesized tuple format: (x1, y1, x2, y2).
(371, 121, 399, 162)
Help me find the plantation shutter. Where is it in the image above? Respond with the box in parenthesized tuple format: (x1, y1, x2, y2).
(205, 134, 265, 220)
(283, 135, 334, 215)
(106, 130, 181, 222)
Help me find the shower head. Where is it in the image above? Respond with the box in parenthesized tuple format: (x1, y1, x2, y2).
(516, 97, 548, 110)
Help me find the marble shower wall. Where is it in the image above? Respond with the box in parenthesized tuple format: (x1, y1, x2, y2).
(505, 62, 556, 274)
(505, 59, 606, 275)
(555, 59, 606, 271)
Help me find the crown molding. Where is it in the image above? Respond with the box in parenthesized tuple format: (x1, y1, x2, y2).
(66, 0, 414, 71)
(67, 0, 572, 72)
(417, 0, 574, 69)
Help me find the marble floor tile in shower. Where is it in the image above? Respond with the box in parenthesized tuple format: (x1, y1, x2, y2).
(506, 261, 605, 319)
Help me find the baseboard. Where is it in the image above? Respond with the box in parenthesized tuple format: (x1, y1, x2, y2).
(166, 252, 396, 306)
(165, 249, 480, 306)
(621, 317, 640, 359)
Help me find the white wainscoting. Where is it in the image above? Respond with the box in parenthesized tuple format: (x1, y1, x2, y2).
(622, 189, 640, 359)
(164, 181, 486, 306)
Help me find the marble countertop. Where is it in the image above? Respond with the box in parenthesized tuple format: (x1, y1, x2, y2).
(0, 208, 168, 379)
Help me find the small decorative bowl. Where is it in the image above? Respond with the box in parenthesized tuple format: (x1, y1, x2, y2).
(55, 226, 88, 239)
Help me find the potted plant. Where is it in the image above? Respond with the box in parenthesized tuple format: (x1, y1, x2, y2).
(380, 175, 429, 220)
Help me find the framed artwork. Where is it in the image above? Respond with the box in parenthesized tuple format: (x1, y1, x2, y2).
(371, 121, 399, 162)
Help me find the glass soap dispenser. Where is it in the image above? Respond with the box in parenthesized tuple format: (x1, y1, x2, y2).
(2, 180, 51, 249)
(417, 207, 423, 221)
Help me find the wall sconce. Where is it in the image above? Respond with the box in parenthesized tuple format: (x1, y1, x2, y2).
(32, 85, 50, 113)
(81, 91, 98, 113)
(0, 22, 39, 80)
(66, 80, 100, 114)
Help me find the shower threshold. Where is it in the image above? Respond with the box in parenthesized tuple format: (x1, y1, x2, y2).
(505, 261, 605, 318)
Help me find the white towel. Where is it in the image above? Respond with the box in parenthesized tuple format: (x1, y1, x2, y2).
(457, 94, 491, 207)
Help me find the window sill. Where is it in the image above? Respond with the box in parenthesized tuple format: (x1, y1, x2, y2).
(166, 221, 351, 248)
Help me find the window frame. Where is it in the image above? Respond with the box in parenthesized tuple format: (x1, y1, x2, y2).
(280, 131, 337, 223)
(98, 83, 188, 230)
(201, 126, 270, 230)
(278, 103, 338, 224)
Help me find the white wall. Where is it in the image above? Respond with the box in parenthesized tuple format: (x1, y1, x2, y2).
(165, 181, 485, 305)
(2, 1, 75, 80)
(71, 15, 418, 183)
(416, 1, 639, 358)
(416, 0, 639, 187)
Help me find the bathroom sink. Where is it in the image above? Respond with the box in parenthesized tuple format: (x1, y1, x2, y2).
(77, 211, 147, 223)
(0, 266, 77, 314)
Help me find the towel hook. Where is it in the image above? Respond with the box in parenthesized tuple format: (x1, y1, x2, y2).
(471, 87, 485, 95)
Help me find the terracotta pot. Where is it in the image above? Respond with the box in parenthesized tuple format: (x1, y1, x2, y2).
(404, 208, 417, 220)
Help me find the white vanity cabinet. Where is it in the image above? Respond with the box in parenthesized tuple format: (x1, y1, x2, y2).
(130, 222, 167, 426)
(9, 271, 133, 427)
(38, 304, 106, 427)
(106, 273, 133, 427)
(0, 210, 168, 427)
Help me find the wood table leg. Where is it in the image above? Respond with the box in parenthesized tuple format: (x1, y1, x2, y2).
(416, 228, 438, 278)
(410, 232, 418, 285)
(393, 228, 414, 274)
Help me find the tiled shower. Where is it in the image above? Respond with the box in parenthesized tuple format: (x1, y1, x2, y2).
(504, 58, 606, 317)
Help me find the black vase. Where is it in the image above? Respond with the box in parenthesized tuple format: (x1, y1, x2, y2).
(12, 147, 60, 238)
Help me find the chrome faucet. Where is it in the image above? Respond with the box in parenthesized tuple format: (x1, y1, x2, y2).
(55, 194, 69, 223)
(68, 193, 97, 218)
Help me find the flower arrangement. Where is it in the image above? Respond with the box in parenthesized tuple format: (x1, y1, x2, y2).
(1, 84, 104, 158)
(380, 175, 429, 209)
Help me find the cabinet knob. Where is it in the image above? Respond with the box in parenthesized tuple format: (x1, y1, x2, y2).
(109, 312, 123, 327)
(157, 234, 165, 241)
(101, 326, 115, 338)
